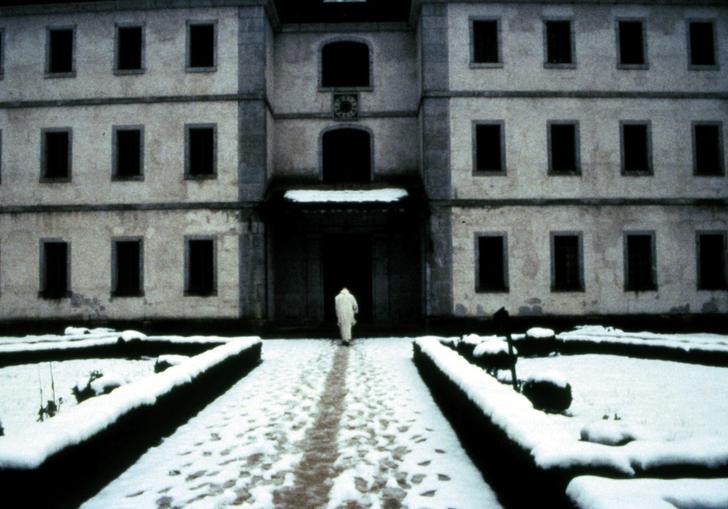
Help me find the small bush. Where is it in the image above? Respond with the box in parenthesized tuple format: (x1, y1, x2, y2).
(522, 377, 572, 413)
(72, 370, 104, 403)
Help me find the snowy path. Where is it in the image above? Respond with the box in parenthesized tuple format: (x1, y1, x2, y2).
(82, 339, 502, 509)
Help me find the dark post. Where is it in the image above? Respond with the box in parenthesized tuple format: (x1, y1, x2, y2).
(494, 307, 519, 391)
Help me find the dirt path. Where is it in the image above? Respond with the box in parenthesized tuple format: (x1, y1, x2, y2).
(274, 345, 350, 508)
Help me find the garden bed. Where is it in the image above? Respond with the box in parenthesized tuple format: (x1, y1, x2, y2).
(413, 337, 728, 508)
(0, 336, 262, 508)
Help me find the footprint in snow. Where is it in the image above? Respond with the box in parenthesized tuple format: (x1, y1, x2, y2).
(437, 474, 451, 481)
(435, 449, 446, 454)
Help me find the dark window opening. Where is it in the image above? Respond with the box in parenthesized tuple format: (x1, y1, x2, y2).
(618, 21, 645, 65)
(552, 235, 583, 291)
(694, 124, 723, 175)
(546, 21, 573, 64)
(626, 234, 656, 291)
(322, 128, 371, 183)
(188, 23, 215, 69)
(187, 126, 215, 177)
(42, 242, 68, 298)
(0, 30, 4, 77)
(689, 21, 716, 66)
(115, 129, 142, 178)
(321, 41, 370, 88)
(113, 240, 142, 296)
(48, 28, 73, 74)
(549, 123, 578, 174)
(475, 124, 503, 173)
(117, 26, 143, 71)
(698, 234, 727, 290)
(622, 124, 651, 174)
(477, 236, 508, 292)
(43, 130, 70, 179)
(473, 20, 499, 64)
(187, 239, 215, 296)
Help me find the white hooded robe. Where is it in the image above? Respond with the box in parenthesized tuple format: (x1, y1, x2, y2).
(335, 288, 359, 341)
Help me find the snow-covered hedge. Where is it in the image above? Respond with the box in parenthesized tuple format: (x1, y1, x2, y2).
(413, 337, 728, 507)
(0, 336, 261, 507)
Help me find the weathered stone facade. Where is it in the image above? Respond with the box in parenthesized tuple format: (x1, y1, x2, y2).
(0, 0, 726, 330)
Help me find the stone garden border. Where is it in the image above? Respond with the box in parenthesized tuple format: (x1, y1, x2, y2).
(0, 337, 261, 508)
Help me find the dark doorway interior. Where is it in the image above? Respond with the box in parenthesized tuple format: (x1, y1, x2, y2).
(322, 129, 371, 183)
(323, 234, 372, 323)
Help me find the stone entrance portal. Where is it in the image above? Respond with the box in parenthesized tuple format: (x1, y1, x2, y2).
(269, 192, 423, 329)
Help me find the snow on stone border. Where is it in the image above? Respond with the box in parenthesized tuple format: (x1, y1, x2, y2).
(558, 326, 728, 353)
(566, 476, 728, 509)
(0, 337, 260, 469)
(526, 327, 555, 339)
(64, 327, 114, 336)
(580, 421, 637, 447)
(461, 333, 503, 345)
(283, 188, 408, 203)
(0, 333, 234, 354)
(415, 337, 728, 475)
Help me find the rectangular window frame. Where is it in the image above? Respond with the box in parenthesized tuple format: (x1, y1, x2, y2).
(184, 235, 217, 297)
(111, 237, 144, 298)
(186, 20, 217, 73)
(620, 120, 653, 176)
(0, 129, 3, 184)
(475, 232, 509, 293)
(696, 231, 728, 291)
(615, 18, 649, 70)
(692, 121, 725, 177)
(184, 123, 217, 180)
(114, 22, 145, 75)
(543, 18, 576, 69)
(112, 125, 145, 181)
(687, 19, 719, 71)
(39, 238, 71, 299)
(472, 120, 506, 175)
(550, 232, 585, 292)
(547, 120, 581, 176)
(45, 25, 76, 78)
(624, 231, 657, 292)
(40, 127, 73, 183)
(470, 17, 503, 68)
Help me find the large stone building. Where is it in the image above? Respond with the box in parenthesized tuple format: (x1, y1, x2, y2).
(0, 0, 726, 333)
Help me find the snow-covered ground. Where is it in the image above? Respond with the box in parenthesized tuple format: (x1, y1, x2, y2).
(82, 339, 503, 509)
(516, 354, 728, 443)
(0, 358, 155, 435)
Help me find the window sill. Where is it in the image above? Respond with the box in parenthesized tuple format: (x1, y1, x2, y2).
(44, 72, 76, 79)
(114, 68, 145, 76)
(184, 291, 218, 297)
(469, 62, 504, 69)
(617, 63, 649, 70)
(186, 66, 217, 73)
(688, 64, 719, 71)
(544, 63, 577, 70)
(184, 174, 217, 181)
(697, 287, 728, 291)
(111, 292, 144, 298)
(548, 170, 581, 177)
(320, 86, 373, 93)
(551, 287, 585, 293)
(112, 175, 145, 182)
(693, 171, 725, 177)
(40, 177, 72, 183)
(621, 171, 653, 177)
(624, 287, 657, 292)
(473, 170, 507, 176)
(475, 288, 509, 293)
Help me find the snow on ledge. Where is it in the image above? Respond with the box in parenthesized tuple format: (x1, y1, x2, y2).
(0, 337, 261, 469)
(414, 337, 728, 475)
(283, 188, 408, 203)
(567, 476, 728, 509)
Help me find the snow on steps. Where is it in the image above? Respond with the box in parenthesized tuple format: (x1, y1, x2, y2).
(413, 337, 728, 507)
(0, 337, 262, 508)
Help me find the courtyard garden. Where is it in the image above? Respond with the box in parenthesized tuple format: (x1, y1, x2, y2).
(0, 326, 726, 508)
